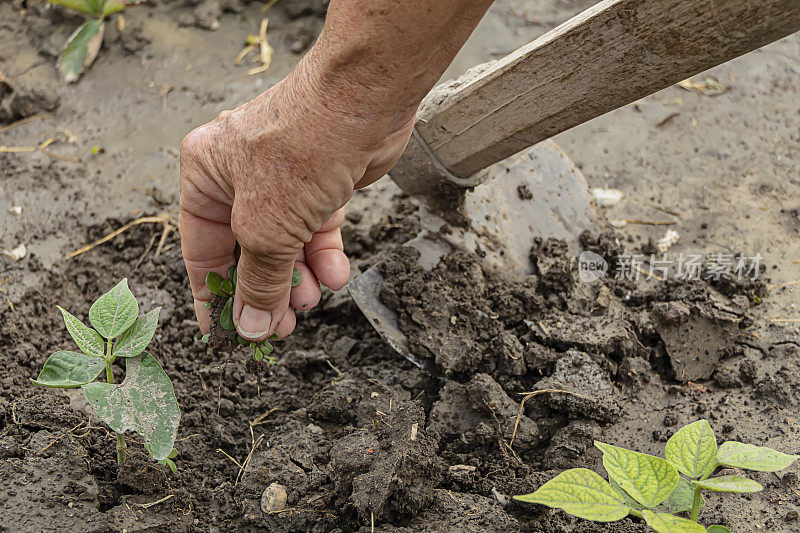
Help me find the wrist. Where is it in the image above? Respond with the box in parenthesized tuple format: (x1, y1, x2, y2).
(287, 44, 420, 144)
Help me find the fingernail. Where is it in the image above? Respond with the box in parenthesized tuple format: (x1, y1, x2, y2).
(236, 304, 272, 339)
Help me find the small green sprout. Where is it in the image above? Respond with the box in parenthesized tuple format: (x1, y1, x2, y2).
(203, 265, 300, 365)
(149, 445, 178, 474)
(515, 419, 798, 532)
(31, 279, 181, 468)
(47, 0, 131, 82)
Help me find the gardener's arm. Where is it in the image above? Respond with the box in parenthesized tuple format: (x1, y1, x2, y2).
(180, 0, 494, 339)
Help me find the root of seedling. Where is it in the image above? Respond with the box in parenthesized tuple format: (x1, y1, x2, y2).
(235, 18, 273, 75)
(217, 435, 265, 487)
(509, 389, 590, 449)
(134, 493, 174, 509)
(40, 421, 86, 453)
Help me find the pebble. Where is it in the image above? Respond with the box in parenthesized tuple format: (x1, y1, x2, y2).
(261, 483, 288, 514)
(590, 188, 623, 207)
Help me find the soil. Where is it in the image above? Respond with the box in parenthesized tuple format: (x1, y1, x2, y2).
(2, 1, 800, 532)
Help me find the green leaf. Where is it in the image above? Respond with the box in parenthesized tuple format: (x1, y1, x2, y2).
(167, 448, 178, 459)
(47, 0, 101, 16)
(84, 0, 101, 14)
(220, 298, 234, 330)
(89, 279, 139, 340)
(666, 419, 718, 479)
(595, 441, 679, 508)
(642, 511, 706, 533)
(611, 477, 701, 515)
(253, 347, 263, 362)
(237, 335, 249, 346)
(205, 272, 227, 297)
(707, 526, 731, 533)
(717, 441, 799, 472)
(113, 307, 160, 358)
(229, 265, 237, 291)
(292, 267, 302, 287)
(58, 20, 105, 83)
(260, 341, 274, 355)
(161, 458, 177, 474)
(82, 352, 180, 460)
(654, 478, 703, 514)
(513, 468, 630, 522)
(58, 306, 105, 357)
(201, 334, 211, 343)
(608, 478, 643, 510)
(693, 475, 762, 493)
(31, 351, 105, 388)
(101, 0, 126, 16)
(221, 280, 234, 296)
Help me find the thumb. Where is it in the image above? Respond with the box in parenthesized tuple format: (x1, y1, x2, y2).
(232, 244, 296, 341)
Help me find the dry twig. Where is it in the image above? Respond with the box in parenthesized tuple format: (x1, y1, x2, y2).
(768, 279, 800, 291)
(0, 113, 49, 135)
(0, 136, 79, 163)
(68, 214, 172, 259)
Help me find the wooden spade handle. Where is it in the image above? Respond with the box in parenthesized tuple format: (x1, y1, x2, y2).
(403, 0, 800, 182)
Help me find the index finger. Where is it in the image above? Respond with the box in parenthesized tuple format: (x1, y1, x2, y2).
(179, 174, 237, 333)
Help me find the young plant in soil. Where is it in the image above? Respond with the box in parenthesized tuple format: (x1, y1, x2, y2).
(31, 279, 181, 468)
(47, 0, 130, 82)
(202, 265, 301, 366)
(515, 419, 798, 533)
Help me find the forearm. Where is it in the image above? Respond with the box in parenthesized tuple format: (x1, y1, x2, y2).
(296, 0, 495, 132)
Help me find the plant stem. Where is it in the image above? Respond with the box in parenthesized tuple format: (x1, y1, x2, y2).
(105, 341, 126, 465)
(115, 432, 127, 464)
(690, 486, 703, 522)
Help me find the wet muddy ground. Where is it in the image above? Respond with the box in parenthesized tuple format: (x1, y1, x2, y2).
(2, 0, 799, 531)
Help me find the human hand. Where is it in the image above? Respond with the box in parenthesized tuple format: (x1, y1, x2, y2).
(179, 56, 415, 340)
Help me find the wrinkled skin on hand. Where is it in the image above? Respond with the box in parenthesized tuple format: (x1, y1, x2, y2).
(179, 59, 415, 340)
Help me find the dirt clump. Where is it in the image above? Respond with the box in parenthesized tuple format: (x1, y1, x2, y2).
(0, 64, 59, 122)
(653, 302, 740, 381)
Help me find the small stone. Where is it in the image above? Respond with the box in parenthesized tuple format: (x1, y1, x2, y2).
(731, 294, 750, 311)
(2, 243, 26, 262)
(261, 483, 288, 514)
(590, 188, 623, 207)
(449, 464, 476, 475)
(652, 301, 691, 326)
(491, 488, 509, 505)
(739, 359, 759, 383)
(663, 412, 679, 427)
(785, 510, 798, 521)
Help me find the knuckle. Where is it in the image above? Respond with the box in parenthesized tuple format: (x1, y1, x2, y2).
(231, 207, 305, 260)
(238, 279, 286, 304)
(236, 263, 291, 306)
(214, 109, 235, 126)
(180, 125, 209, 160)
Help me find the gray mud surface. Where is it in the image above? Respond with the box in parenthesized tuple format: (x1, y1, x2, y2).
(2, 0, 800, 532)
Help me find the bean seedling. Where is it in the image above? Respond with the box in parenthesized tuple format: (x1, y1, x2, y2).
(31, 279, 181, 468)
(515, 419, 798, 532)
(202, 265, 301, 365)
(47, 0, 131, 82)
